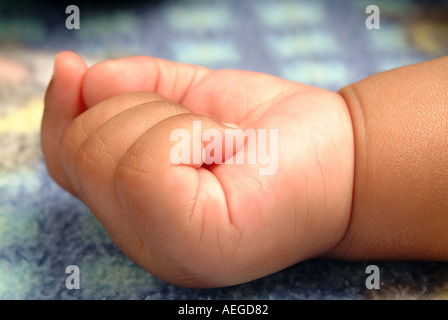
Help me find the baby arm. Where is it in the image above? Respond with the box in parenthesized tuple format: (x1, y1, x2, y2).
(327, 56, 448, 261)
(41, 52, 448, 288)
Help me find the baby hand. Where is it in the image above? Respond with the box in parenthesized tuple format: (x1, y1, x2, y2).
(41, 52, 354, 287)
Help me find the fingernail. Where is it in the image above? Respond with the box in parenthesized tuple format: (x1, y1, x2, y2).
(221, 122, 239, 129)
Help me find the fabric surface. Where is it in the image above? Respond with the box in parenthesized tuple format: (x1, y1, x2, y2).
(1, 0, 447, 299)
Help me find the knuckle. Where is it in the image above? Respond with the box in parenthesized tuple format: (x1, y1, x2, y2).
(73, 131, 111, 182)
(58, 117, 88, 161)
(115, 149, 144, 187)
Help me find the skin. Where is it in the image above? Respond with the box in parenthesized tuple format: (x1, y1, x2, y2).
(329, 56, 448, 261)
(41, 51, 354, 288)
